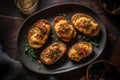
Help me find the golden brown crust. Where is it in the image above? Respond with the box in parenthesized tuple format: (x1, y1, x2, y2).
(40, 42, 67, 65)
(53, 16, 76, 42)
(71, 13, 100, 37)
(68, 42, 93, 62)
(54, 16, 66, 26)
(28, 19, 50, 49)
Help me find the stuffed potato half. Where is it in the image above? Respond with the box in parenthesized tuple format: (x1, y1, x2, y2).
(71, 13, 100, 37)
(40, 42, 67, 65)
(53, 16, 76, 42)
(28, 19, 50, 49)
(68, 42, 93, 62)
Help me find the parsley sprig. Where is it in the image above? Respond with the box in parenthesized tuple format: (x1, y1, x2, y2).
(82, 36, 99, 47)
(24, 44, 37, 61)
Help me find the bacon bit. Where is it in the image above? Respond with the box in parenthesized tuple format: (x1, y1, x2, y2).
(60, 24, 70, 29)
(78, 20, 91, 28)
(39, 26, 47, 34)
(55, 48, 61, 53)
(37, 60, 42, 65)
(78, 48, 87, 55)
(57, 30, 64, 34)
(52, 55, 58, 61)
(77, 35, 82, 40)
(39, 25, 45, 30)
(36, 33, 41, 38)
(74, 45, 87, 55)
(74, 44, 80, 50)
(43, 21, 49, 25)
(83, 20, 87, 24)
(78, 49, 86, 55)
(54, 17, 62, 23)
(55, 48, 59, 51)
(51, 35, 55, 39)
(79, 22, 85, 27)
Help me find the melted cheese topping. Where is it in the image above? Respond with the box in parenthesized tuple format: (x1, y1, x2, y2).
(41, 42, 66, 64)
(28, 20, 50, 48)
(68, 42, 93, 62)
(73, 15, 98, 36)
(55, 20, 74, 41)
(30, 24, 49, 44)
(76, 17, 98, 33)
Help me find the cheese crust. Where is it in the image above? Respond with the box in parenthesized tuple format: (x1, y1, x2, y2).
(40, 42, 66, 65)
(54, 16, 76, 42)
(71, 13, 100, 37)
(28, 19, 50, 49)
(68, 42, 93, 62)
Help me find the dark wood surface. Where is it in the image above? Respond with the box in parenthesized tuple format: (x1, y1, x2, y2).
(0, 0, 120, 80)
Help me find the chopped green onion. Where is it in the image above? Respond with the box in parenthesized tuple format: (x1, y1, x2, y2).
(82, 36, 99, 47)
(50, 51, 58, 58)
(39, 64, 45, 70)
(86, 21, 91, 27)
(52, 38, 61, 43)
(24, 43, 37, 61)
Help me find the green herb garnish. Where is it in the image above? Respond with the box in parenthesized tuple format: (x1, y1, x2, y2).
(86, 21, 91, 27)
(82, 36, 99, 47)
(39, 64, 45, 70)
(52, 38, 61, 43)
(50, 51, 58, 58)
(24, 44, 37, 61)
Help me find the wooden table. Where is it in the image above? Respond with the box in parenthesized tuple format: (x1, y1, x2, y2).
(0, 0, 120, 80)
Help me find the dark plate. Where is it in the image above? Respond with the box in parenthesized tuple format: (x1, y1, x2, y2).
(17, 3, 107, 74)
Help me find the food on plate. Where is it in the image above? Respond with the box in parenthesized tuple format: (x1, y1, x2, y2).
(68, 42, 93, 62)
(53, 16, 76, 42)
(71, 13, 100, 37)
(40, 42, 67, 65)
(28, 19, 50, 49)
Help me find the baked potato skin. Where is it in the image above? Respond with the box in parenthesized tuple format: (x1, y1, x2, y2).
(68, 42, 93, 62)
(71, 13, 100, 37)
(40, 42, 67, 65)
(53, 16, 76, 42)
(28, 19, 50, 49)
